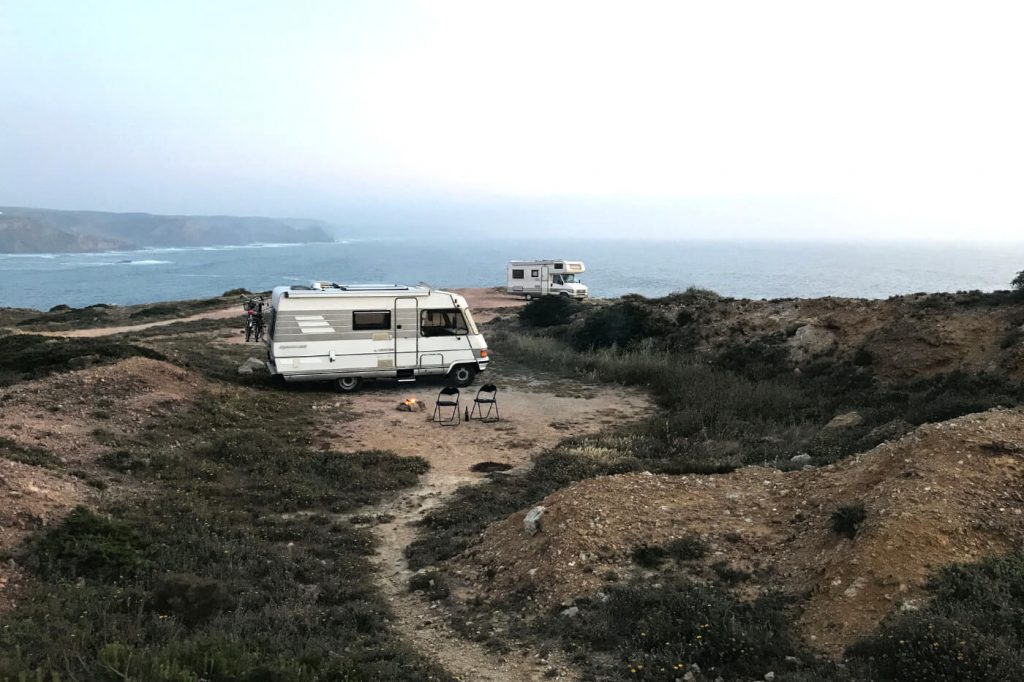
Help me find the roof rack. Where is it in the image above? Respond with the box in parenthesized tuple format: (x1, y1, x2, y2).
(302, 281, 411, 292)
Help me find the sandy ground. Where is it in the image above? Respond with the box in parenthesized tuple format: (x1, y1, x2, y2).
(319, 372, 650, 681)
(452, 288, 526, 324)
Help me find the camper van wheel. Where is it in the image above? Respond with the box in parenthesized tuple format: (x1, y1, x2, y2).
(559, 292, 570, 297)
(524, 294, 533, 301)
(449, 365, 477, 387)
(335, 377, 362, 392)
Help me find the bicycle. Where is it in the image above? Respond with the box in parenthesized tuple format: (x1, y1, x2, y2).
(242, 296, 265, 342)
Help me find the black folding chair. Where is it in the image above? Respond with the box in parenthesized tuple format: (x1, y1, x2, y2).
(469, 384, 499, 422)
(433, 386, 461, 426)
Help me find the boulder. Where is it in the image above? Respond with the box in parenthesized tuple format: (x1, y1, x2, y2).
(523, 506, 546, 535)
(823, 411, 864, 431)
(237, 357, 266, 375)
(787, 324, 837, 364)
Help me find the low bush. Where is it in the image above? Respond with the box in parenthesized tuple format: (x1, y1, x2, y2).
(0, 436, 60, 467)
(0, 333, 163, 386)
(831, 503, 867, 539)
(849, 552, 1024, 681)
(149, 573, 236, 627)
(664, 534, 708, 561)
(409, 569, 451, 601)
(570, 301, 673, 350)
(0, 383, 448, 680)
(534, 576, 826, 681)
(631, 544, 669, 568)
(519, 295, 581, 327)
(22, 506, 153, 583)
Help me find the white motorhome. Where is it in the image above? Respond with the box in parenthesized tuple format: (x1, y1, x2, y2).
(506, 260, 588, 299)
(264, 282, 488, 391)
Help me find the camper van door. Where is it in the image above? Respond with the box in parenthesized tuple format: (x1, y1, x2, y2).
(540, 265, 550, 296)
(395, 297, 418, 368)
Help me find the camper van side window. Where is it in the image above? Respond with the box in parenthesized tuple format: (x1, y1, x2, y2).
(512, 269, 524, 279)
(554, 263, 563, 269)
(420, 309, 469, 337)
(531, 269, 539, 277)
(352, 310, 391, 331)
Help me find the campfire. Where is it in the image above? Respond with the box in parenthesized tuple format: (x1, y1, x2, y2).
(396, 397, 426, 412)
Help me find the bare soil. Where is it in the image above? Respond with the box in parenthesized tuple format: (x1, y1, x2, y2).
(320, 373, 650, 680)
(451, 407, 1024, 655)
(453, 288, 526, 324)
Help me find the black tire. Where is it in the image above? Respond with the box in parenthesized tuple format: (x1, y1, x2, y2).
(524, 294, 533, 301)
(449, 365, 477, 387)
(559, 292, 571, 297)
(254, 321, 263, 342)
(335, 376, 362, 392)
(245, 321, 253, 342)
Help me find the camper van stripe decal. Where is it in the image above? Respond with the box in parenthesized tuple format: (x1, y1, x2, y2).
(295, 315, 337, 334)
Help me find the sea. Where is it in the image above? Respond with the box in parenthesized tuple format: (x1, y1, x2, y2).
(2, 239, 1023, 311)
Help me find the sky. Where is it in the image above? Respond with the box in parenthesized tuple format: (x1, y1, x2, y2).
(1, 1, 1023, 240)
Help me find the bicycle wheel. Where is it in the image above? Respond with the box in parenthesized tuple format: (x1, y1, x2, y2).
(245, 320, 253, 342)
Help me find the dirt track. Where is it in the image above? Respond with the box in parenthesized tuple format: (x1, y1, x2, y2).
(31, 288, 523, 338)
(320, 372, 649, 681)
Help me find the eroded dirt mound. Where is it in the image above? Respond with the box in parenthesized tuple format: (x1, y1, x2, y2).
(0, 356, 204, 463)
(450, 408, 1024, 654)
(640, 293, 1024, 382)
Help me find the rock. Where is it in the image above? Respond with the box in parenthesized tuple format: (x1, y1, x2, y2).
(560, 606, 579, 618)
(765, 673, 776, 681)
(823, 411, 864, 431)
(682, 673, 695, 682)
(524, 506, 546, 535)
(67, 354, 101, 370)
(844, 576, 868, 598)
(237, 357, 266, 375)
(790, 453, 812, 465)
(787, 324, 836, 364)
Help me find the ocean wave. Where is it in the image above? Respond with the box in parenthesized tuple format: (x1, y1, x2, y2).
(124, 259, 172, 265)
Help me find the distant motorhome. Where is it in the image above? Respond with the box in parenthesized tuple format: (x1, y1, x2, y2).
(264, 282, 488, 391)
(506, 260, 588, 299)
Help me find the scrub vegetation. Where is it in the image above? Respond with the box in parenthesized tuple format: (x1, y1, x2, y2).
(0, 330, 449, 681)
(409, 291, 1024, 681)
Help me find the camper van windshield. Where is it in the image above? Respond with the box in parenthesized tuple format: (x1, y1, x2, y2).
(420, 309, 469, 337)
(553, 274, 577, 284)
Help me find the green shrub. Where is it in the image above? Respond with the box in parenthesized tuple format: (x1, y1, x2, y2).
(570, 301, 672, 350)
(0, 437, 59, 467)
(631, 544, 669, 568)
(23, 506, 152, 583)
(664, 534, 708, 561)
(1012, 270, 1024, 291)
(408, 570, 451, 601)
(538, 577, 816, 681)
(0, 333, 163, 386)
(831, 503, 867, 539)
(850, 553, 1024, 680)
(149, 573, 236, 627)
(519, 295, 581, 327)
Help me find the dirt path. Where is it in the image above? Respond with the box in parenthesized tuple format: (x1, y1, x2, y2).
(320, 374, 649, 680)
(31, 306, 240, 338)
